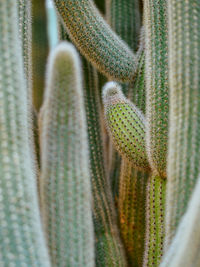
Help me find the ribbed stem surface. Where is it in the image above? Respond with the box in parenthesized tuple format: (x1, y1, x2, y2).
(166, 0, 200, 247)
(39, 43, 94, 267)
(0, 1, 50, 265)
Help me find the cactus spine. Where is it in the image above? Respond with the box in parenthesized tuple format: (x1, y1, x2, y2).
(39, 42, 95, 267)
(0, 1, 50, 265)
(165, 0, 200, 247)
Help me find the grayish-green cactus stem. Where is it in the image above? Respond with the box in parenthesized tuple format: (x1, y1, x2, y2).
(18, 0, 38, 174)
(82, 59, 127, 267)
(39, 42, 95, 267)
(18, 0, 32, 95)
(103, 82, 150, 171)
(53, 0, 138, 82)
(118, 160, 148, 266)
(0, 1, 50, 265)
(161, 175, 200, 267)
(165, 0, 200, 247)
(145, 0, 169, 178)
(143, 173, 166, 267)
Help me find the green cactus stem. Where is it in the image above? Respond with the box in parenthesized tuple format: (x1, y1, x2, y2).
(53, 0, 138, 82)
(32, 0, 49, 111)
(18, 0, 32, 95)
(106, 0, 141, 51)
(165, 0, 200, 247)
(39, 42, 94, 267)
(0, 1, 50, 265)
(103, 82, 150, 171)
(130, 51, 146, 112)
(144, 0, 169, 178)
(143, 173, 166, 267)
(161, 175, 200, 267)
(82, 59, 127, 266)
(118, 160, 149, 266)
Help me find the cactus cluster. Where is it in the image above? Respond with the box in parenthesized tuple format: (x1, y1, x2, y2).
(0, 0, 200, 266)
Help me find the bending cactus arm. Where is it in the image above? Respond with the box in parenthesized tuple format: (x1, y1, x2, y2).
(53, 0, 137, 82)
(39, 42, 94, 267)
(103, 82, 150, 171)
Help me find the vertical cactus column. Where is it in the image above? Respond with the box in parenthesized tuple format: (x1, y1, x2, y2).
(106, 0, 141, 51)
(39, 42, 95, 267)
(82, 59, 127, 267)
(144, 0, 169, 178)
(18, 0, 32, 95)
(118, 161, 149, 266)
(143, 174, 166, 267)
(0, 1, 50, 265)
(32, 0, 49, 111)
(165, 0, 200, 247)
(161, 175, 200, 267)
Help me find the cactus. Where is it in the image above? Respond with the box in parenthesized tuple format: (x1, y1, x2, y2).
(143, 174, 166, 267)
(165, 0, 200, 247)
(82, 59, 127, 266)
(118, 161, 148, 266)
(0, 1, 50, 265)
(32, 0, 49, 111)
(53, 0, 138, 82)
(144, 0, 169, 178)
(161, 175, 200, 267)
(39, 42, 95, 267)
(1, 0, 200, 266)
(103, 82, 149, 171)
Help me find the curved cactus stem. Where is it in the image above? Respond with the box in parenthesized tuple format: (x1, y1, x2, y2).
(53, 0, 138, 82)
(161, 175, 200, 267)
(144, 0, 169, 178)
(39, 42, 95, 267)
(103, 82, 150, 171)
(119, 160, 149, 266)
(165, 0, 200, 247)
(143, 173, 166, 267)
(0, 1, 50, 265)
(82, 59, 127, 267)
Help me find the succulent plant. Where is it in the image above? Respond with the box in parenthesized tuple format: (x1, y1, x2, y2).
(0, 0, 199, 266)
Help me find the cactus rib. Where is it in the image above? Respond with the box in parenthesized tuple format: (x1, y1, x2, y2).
(165, 0, 200, 247)
(39, 42, 94, 267)
(0, 1, 50, 265)
(145, 0, 169, 178)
